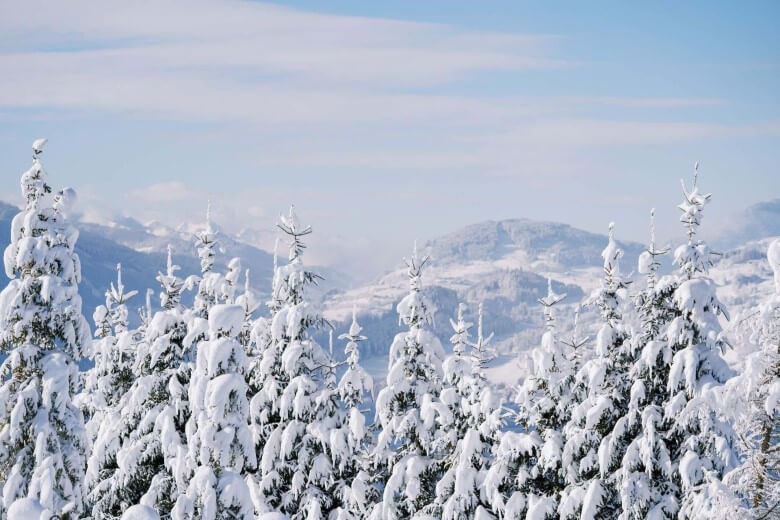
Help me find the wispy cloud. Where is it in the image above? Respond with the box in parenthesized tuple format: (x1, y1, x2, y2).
(0, 0, 776, 271)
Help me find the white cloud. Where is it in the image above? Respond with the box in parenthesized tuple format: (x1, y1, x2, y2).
(1, 0, 776, 273)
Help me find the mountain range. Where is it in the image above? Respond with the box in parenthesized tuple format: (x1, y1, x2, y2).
(0, 200, 776, 386)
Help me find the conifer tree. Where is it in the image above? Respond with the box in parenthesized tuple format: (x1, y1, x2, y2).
(618, 165, 738, 519)
(158, 245, 186, 311)
(249, 206, 335, 518)
(235, 269, 260, 348)
(87, 250, 191, 518)
(172, 304, 255, 520)
(192, 204, 220, 318)
(0, 139, 91, 517)
(635, 209, 673, 347)
(434, 303, 502, 520)
(487, 279, 573, 519)
(560, 223, 633, 520)
(332, 308, 376, 519)
(698, 238, 780, 519)
(369, 244, 447, 519)
(80, 263, 139, 444)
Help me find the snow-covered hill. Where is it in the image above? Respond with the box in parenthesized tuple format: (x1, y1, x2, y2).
(0, 202, 276, 324)
(717, 199, 780, 248)
(320, 219, 645, 379)
(1, 197, 775, 388)
(321, 217, 779, 387)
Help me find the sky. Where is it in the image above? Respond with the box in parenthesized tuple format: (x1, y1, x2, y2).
(0, 0, 778, 275)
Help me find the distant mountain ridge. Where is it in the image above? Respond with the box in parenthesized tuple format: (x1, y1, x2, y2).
(319, 217, 647, 372)
(426, 218, 645, 270)
(0, 201, 276, 324)
(1, 198, 775, 386)
(718, 199, 780, 247)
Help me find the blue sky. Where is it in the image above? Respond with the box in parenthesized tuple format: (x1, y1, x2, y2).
(0, 1, 777, 272)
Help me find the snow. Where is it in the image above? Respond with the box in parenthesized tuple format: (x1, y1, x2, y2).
(0, 138, 776, 520)
(8, 498, 50, 520)
(122, 504, 161, 520)
(679, 451, 702, 490)
(32, 138, 47, 153)
(769, 237, 780, 291)
(581, 480, 604, 520)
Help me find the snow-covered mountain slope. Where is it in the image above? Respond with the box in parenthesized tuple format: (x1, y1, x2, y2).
(2, 196, 775, 386)
(321, 219, 644, 377)
(321, 217, 779, 387)
(77, 213, 351, 307)
(708, 237, 778, 369)
(717, 198, 780, 248)
(0, 202, 283, 324)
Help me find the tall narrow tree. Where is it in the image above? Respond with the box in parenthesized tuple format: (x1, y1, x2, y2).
(0, 140, 91, 517)
(250, 206, 335, 518)
(87, 249, 191, 518)
(369, 245, 446, 520)
(618, 165, 738, 519)
(172, 304, 255, 520)
(79, 263, 139, 444)
(332, 307, 376, 519)
(489, 279, 573, 519)
(560, 223, 633, 520)
(435, 303, 502, 520)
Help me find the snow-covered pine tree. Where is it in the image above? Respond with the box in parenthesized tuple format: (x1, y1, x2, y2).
(703, 238, 780, 519)
(235, 269, 260, 348)
(488, 278, 573, 519)
(249, 206, 336, 519)
(87, 249, 192, 518)
(559, 223, 633, 520)
(0, 139, 91, 518)
(330, 308, 375, 519)
(191, 203, 220, 318)
(634, 209, 673, 347)
(369, 244, 447, 520)
(613, 209, 677, 519)
(222, 257, 241, 305)
(79, 263, 139, 445)
(158, 244, 186, 311)
(663, 166, 739, 518)
(618, 164, 738, 519)
(434, 303, 502, 520)
(172, 304, 255, 520)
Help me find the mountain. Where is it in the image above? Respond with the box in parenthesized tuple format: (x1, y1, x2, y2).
(0, 201, 280, 324)
(320, 219, 646, 382)
(320, 215, 779, 387)
(425, 219, 645, 271)
(717, 199, 780, 248)
(1, 197, 775, 387)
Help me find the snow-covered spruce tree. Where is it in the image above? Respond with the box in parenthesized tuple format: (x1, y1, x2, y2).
(191, 204, 220, 318)
(369, 245, 446, 520)
(662, 166, 738, 518)
(86, 248, 192, 518)
(0, 139, 91, 517)
(330, 308, 376, 519)
(618, 165, 738, 519)
(172, 304, 255, 520)
(189, 205, 243, 319)
(235, 269, 260, 348)
(249, 206, 337, 518)
(706, 238, 780, 519)
(79, 263, 139, 444)
(434, 303, 502, 520)
(158, 244, 186, 311)
(612, 209, 677, 519)
(634, 209, 673, 347)
(559, 223, 633, 520)
(487, 279, 573, 519)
